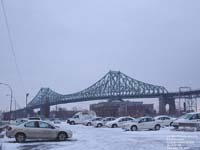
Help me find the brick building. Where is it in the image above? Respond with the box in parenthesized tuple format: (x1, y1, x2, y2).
(90, 100, 155, 117)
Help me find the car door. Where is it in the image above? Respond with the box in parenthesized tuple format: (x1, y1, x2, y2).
(189, 114, 198, 123)
(163, 117, 171, 126)
(38, 121, 57, 139)
(138, 118, 147, 129)
(118, 118, 125, 126)
(147, 118, 156, 129)
(23, 121, 40, 139)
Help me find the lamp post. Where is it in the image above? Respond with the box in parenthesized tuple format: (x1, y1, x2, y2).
(6, 94, 17, 119)
(0, 82, 13, 120)
(26, 93, 29, 117)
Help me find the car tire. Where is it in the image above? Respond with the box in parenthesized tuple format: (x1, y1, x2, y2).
(112, 124, 117, 128)
(15, 133, 26, 143)
(97, 123, 102, 127)
(174, 125, 179, 129)
(131, 125, 137, 131)
(87, 122, 92, 126)
(169, 122, 173, 126)
(70, 121, 75, 125)
(58, 132, 67, 141)
(154, 124, 161, 131)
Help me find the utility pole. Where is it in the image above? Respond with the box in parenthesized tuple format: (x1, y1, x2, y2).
(26, 93, 29, 117)
(0, 82, 13, 120)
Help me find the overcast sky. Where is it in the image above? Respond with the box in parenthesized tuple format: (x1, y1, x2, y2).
(0, 0, 200, 111)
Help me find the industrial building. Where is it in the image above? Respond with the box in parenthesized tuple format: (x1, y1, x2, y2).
(90, 100, 155, 117)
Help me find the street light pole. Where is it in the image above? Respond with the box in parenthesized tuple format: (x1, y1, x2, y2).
(26, 93, 29, 117)
(0, 82, 13, 120)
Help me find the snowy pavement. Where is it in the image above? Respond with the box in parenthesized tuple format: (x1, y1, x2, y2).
(1, 122, 200, 150)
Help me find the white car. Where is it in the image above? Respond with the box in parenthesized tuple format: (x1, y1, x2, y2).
(154, 115, 176, 127)
(122, 117, 161, 131)
(105, 117, 135, 128)
(6, 120, 72, 142)
(83, 117, 103, 126)
(92, 117, 116, 127)
(172, 112, 200, 129)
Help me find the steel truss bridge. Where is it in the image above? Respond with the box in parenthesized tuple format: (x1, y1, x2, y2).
(28, 71, 169, 108)
(26, 70, 200, 115)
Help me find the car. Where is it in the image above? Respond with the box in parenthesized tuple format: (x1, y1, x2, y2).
(105, 117, 135, 128)
(122, 116, 161, 131)
(6, 120, 73, 143)
(83, 117, 103, 126)
(93, 117, 116, 127)
(172, 112, 200, 129)
(154, 115, 176, 127)
(67, 111, 96, 125)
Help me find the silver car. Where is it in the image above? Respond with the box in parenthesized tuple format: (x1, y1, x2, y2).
(6, 120, 72, 142)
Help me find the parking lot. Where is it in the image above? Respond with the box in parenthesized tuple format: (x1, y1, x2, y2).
(1, 122, 200, 150)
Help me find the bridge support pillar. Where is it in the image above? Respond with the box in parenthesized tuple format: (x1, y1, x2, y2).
(40, 103, 50, 118)
(159, 96, 176, 115)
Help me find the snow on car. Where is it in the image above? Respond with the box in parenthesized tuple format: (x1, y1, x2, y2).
(172, 112, 200, 130)
(93, 117, 116, 127)
(6, 120, 72, 142)
(83, 117, 103, 126)
(105, 117, 134, 128)
(154, 115, 176, 127)
(122, 116, 161, 131)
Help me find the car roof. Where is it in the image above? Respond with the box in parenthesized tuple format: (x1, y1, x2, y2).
(105, 117, 116, 119)
(116, 116, 132, 120)
(187, 112, 200, 115)
(154, 115, 170, 119)
(140, 116, 153, 119)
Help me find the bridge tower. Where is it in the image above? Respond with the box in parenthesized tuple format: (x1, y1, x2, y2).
(159, 96, 176, 115)
(40, 97, 50, 118)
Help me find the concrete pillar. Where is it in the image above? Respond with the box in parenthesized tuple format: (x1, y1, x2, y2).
(168, 97, 176, 115)
(159, 96, 166, 115)
(159, 96, 176, 115)
(40, 103, 50, 118)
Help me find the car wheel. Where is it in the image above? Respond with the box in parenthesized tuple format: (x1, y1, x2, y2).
(87, 122, 92, 126)
(70, 121, 75, 125)
(97, 123, 102, 127)
(15, 133, 26, 143)
(131, 125, 137, 131)
(58, 132, 67, 141)
(112, 124, 117, 128)
(174, 125, 179, 129)
(154, 124, 161, 131)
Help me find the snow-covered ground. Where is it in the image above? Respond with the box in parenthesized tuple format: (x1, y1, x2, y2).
(1, 122, 200, 150)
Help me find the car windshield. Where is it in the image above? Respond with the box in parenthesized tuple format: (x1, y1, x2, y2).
(16, 120, 28, 126)
(179, 114, 194, 119)
(93, 118, 103, 121)
(135, 118, 145, 122)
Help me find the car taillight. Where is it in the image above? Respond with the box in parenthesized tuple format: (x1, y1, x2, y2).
(7, 126, 12, 131)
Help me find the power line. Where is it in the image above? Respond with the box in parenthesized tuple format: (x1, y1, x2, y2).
(0, 0, 26, 93)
